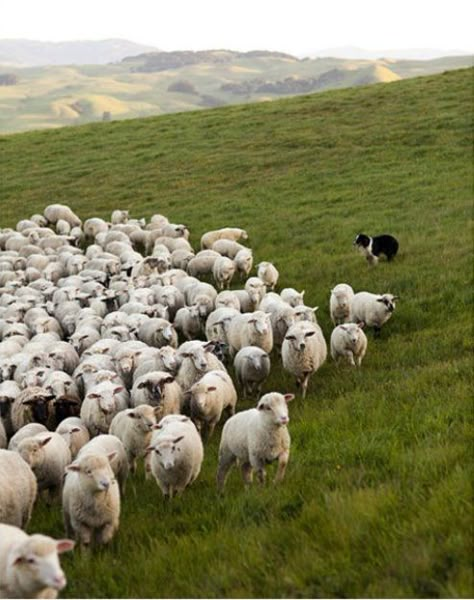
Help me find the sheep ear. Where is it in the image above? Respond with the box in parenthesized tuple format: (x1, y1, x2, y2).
(56, 540, 75, 554)
(40, 436, 52, 447)
(88, 393, 101, 400)
(113, 386, 124, 394)
(152, 423, 162, 430)
(357, 321, 365, 329)
(392, 295, 400, 300)
(284, 394, 295, 403)
(312, 306, 319, 312)
(67, 463, 81, 472)
(71, 427, 81, 433)
(164, 376, 175, 384)
(137, 382, 147, 389)
(340, 325, 349, 332)
(173, 435, 184, 444)
(127, 411, 138, 419)
(145, 445, 154, 454)
(376, 298, 385, 303)
(207, 386, 217, 392)
(301, 290, 305, 297)
(107, 451, 117, 463)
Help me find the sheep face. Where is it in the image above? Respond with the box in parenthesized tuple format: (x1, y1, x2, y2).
(128, 406, 158, 432)
(0, 359, 16, 382)
(257, 393, 294, 426)
(0, 395, 13, 417)
(246, 352, 270, 373)
(285, 327, 317, 352)
(377, 294, 398, 313)
(158, 347, 177, 372)
(9, 535, 74, 594)
(67, 453, 116, 492)
(17, 435, 52, 471)
(294, 306, 319, 323)
(150, 436, 184, 471)
(23, 393, 54, 425)
(137, 376, 174, 406)
(249, 312, 271, 335)
(339, 324, 365, 348)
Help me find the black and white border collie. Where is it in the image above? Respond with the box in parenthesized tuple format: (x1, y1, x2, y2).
(353, 233, 399, 265)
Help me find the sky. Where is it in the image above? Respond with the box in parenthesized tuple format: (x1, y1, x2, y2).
(1, 0, 473, 56)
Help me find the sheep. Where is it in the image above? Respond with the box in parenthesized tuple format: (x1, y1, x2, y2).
(350, 292, 398, 335)
(47, 342, 80, 375)
(280, 288, 305, 307)
(188, 370, 237, 439)
(111, 209, 129, 224)
(176, 342, 226, 391)
(63, 452, 120, 547)
(77, 434, 129, 494)
(55, 219, 71, 236)
(147, 417, 203, 498)
(70, 326, 101, 355)
(132, 346, 178, 380)
(10, 387, 54, 432)
(215, 290, 241, 311)
(330, 284, 354, 325)
(184, 281, 217, 318)
(200, 227, 248, 250)
(257, 261, 279, 290)
(170, 249, 194, 270)
(0, 380, 21, 437)
(80, 381, 128, 436)
(153, 285, 185, 321)
(212, 256, 236, 290)
(131, 371, 182, 419)
(205, 307, 240, 346)
(44, 204, 82, 228)
(294, 304, 319, 323)
(0, 450, 37, 528)
(16, 432, 72, 502)
(211, 239, 246, 258)
(56, 417, 90, 459)
(0, 523, 74, 599)
(109, 405, 158, 472)
(234, 248, 253, 279)
(259, 296, 297, 348)
(234, 277, 266, 312)
(137, 318, 178, 349)
(7, 423, 48, 451)
(43, 371, 81, 426)
(330, 323, 368, 367)
(227, 311, 273, 356)
(174, 306, 203, 341)
(282, 322, 327, 398)
(216, 392, 294, 490)
(234, 347, 271, 399)
(187, 251, 221, 278)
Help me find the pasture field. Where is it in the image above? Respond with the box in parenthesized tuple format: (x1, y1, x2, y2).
(0, 67, 472, 598)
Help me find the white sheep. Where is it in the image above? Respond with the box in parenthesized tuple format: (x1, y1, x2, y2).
(282, 322, 327, 398)
(176, 342, 226, 391)
(137, 318, 178, 348)
(174, 305, 203, 341)
(293, 304, 319, 323)
(80, 380, 128, 436)
(83, 217, 109, 240)
(147, 417, 203, 498)
(0, 523, 74, 599)
(187, 251, 221, 278)
(0, 449, 37, 528)
(111, 209, 129, 224)
(76, 434, 129, 494)
(7, 423, 48, 451)
(227, 311, 273, 356)
(16, 431, 72, 502)
(217, 392, 293, 490)
(62, 452, 120, 547)
(55, 417, 91, 459)
(280, 287, 305, 307)
(350, 292, 398, 335)
(234, 277, 266, 312)
(188, 370, 237, 439)
(234, 347, 271, 398)
(200, 227, 248, 250)
(257, 261, 279, 290)
(211, 239, 246, 258)
(212, 256, 236, 290)
(44, 204, 82, 228)
(330, 283, 354, 325)
(131, 371, 182, 420)
(215, 290, 241, 311)
(109, 405, 158, 472)
(234, 248, 253, 279)
(330, 323, 368, 367)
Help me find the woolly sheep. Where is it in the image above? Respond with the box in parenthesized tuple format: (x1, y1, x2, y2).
(77, 434, 129, 494)
(205, 307, 240, 346)
(330, 323, 368, 367)
(133, 346, 178, 380)
(174, 306, 203, 341)
(188, 370, 237, 439)
(215, 290, 241, 311)
(217, 392, 293, 490)
(293, 304, 319, 323)
(184, 281, 217, 318)
(200, 227, 248, 250)
(131, 371, 182, 419)
(282, 322, 327, 398)
(109, 405, 158, 472)
(0, 523, 74, 599)
(0, 380, 21, 437)
(330, 283, 354, 325)
(227, 311, 273, 356)
(211, 239, 246, 258)
(11, 387, 55, 432)
(16, 432, 71, 502)
(80, 381, 128, 437)
(234, 347, 271, 398)
(44, 204, 82, 228)
(137, 317, 178, 348)
(176, 342, 226, 391)
(63, 452, 120, 547)
(257, 261, 279, 291)
(111, 209, 129, 224)
(234, 248, 253, 279)
(280, 288, 305, 307)
(55, 417, 90, 459)
(187, 251, 220, 278)
(212, 256, 236, 290)
(350, 292, 398, 335)
(147, 417, 203, 498)
(7, 423, 48, 451)
(0, 450, 37, 528)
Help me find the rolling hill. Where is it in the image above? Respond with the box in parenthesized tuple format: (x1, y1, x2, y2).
(0, 68, 472, 598)
(0, 49, 471, 134)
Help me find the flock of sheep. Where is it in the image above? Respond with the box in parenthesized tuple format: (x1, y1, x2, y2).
(0, 203, 398, 598)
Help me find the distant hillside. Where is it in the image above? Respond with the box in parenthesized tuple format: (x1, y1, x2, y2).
(306, 46, 474, 60)
(0, 48, 472, 134)
(0, 38, 159, 66)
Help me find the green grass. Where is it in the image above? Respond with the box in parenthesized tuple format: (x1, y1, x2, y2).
(1, 67, 472, 598)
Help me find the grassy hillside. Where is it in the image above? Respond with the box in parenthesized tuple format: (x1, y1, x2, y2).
(0, 52, 471, 134)
(1, 68, 472, 598)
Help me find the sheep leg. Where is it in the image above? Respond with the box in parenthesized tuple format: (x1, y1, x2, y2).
(77, 524, 92, 547)
(255, 467, 266, 485)
(274, 451, 289, 483)
(241, 462, 253, 486)
(96, 522, 116, 545)
(216, 449, 236, 492)
(343, 351, 356, 367)
(301, 373, 311, 399)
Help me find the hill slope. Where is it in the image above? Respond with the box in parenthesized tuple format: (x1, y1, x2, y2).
(1, 69, 472, 598)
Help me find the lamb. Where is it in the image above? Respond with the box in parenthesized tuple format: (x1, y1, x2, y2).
(80, 381, 128, 436)
(174, 306, 203, 341)
(282, 322, 327, 398)
(147, 417, 203, 498)
(234, 248, 253, 279)
(0, 450, 37, 528)
(188, 370, 237, 439)
(62, 452, 120, 547)
(44, 204, 82, 228)
(350, 292, 398, 335)
(234, 347, 271, 398)
(330, 283, 354, 325)
(109, 405, 158, 472)
(330, 323, 368, 367)
(76, 434, 129, 494)
(176, 342, 226, 391)
(280, 288, 305, 307)
(200, 227, 248, 250)
(212, 256, 236, 290)
(56, 417, 90, 459)
(227, 311, 273, 356)
(131, 371, 182, 419)
(16, 432, 72, 502)
(137, 318, 178, 348)
(257, 262, 279, 291)
(216, 392, 293, 490)
(0, 523, 74, 599)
